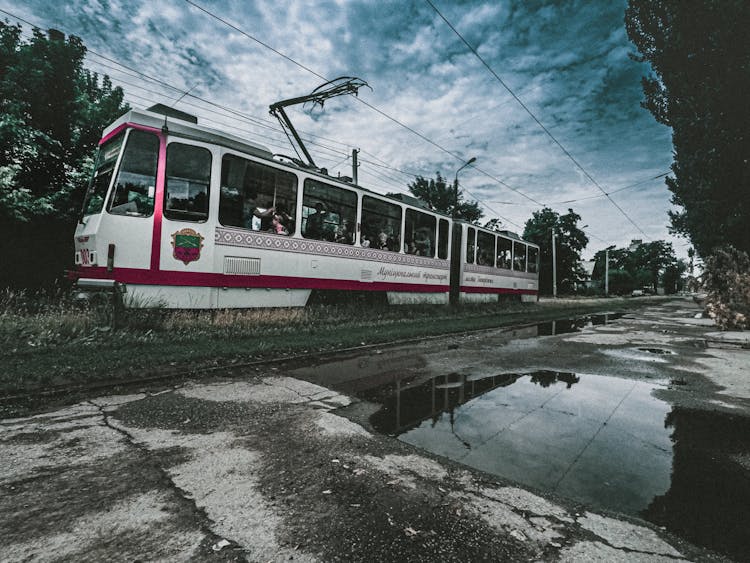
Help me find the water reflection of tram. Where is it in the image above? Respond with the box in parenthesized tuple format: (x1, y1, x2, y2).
(367, 370, 580, 436)
(70, 105, 539, 308)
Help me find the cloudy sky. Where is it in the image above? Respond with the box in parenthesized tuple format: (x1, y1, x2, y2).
(2, 0, 683, 258)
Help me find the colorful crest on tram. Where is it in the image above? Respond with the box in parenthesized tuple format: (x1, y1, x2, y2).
(171, 228, 204, 265)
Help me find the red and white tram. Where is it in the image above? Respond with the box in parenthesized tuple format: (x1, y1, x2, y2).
(71, 106, 539, 308)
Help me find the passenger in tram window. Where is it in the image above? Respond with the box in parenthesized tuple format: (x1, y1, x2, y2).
(271, 213, 289, 235)
(243, 198, 275, 231)
(305, 202, 327, 239)
(334, 220, 353, 244)
(414, 227, 432, 257)
(277, 205, 294, 234)
(375, 231, 389, 250)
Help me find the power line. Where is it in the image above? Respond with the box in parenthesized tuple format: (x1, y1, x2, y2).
(551, 172, 670, 205)
(3, 5, 607, 242)
(180, 0, 546, 225)
(424, 0, 651, 240)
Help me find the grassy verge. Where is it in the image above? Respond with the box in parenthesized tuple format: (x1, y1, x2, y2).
(1, 289, 676, 395)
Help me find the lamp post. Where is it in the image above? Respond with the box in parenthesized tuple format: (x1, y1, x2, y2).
(453, 157, 476, 218)
(604, 244, 615, 296)
(551, 229, 557, 298)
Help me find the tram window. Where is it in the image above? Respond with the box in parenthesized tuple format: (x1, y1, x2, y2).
(513, 241, 527, 271)
(466, 228, 476, 264)
(165, 143, 211, 222)
(219, 154, 298, 234)
(361, 196, 401, 251)
(496, 237, 512, 269)
(437, 219, 449, 259)
(83, 133, 125, 216)
(404, 209, 436, 257)
(302, 179, 356, 244)
(528, 246, 539, 273)
(476, 231, 495, 266)
(107, 130, 158, 217)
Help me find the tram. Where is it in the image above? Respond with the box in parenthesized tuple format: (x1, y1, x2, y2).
(70, 105, 539, 308)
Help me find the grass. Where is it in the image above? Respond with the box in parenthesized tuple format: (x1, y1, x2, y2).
(1, 288, 675, 395)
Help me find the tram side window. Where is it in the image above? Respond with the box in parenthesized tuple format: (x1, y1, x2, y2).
(437, 219, 449, 259)
(496, 237, 512, 269)
(476, 231, 495, 266)
(219, 154, 298, 234)
(404, 209, 436, 257)
(361, 196, 401, 251)
(83, 133, 125, 216)
(528, 246, 539, 273)
(466, 228, 476, 264)
(302, 179, 356, 244)
(513, 241, 527, 271)
(165, 143, 211, 222)
(107, 130, 159, 217)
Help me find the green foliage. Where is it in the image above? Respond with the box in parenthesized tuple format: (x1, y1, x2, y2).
(592, 240, 683, 294)
(522, 207, 589, 295)
(625, 1, 750, 257)
(607, 269, 635, 295)
(702, 246, 750, 330)
(406, 172, 483, 223)
(0, 21, 129, 287)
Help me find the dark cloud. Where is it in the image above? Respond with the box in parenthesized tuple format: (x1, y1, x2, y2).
(3, 0, 680, 254)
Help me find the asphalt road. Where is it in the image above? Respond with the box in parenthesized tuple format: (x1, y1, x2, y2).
(1, 298, 747, 562)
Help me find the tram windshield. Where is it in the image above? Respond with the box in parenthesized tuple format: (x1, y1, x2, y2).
(81, 132, 125, 216)
(107, 130, 159, 217)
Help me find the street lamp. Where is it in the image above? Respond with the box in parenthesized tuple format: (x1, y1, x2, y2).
(604, 244, 615, 296)
(453, 157, 476, 218)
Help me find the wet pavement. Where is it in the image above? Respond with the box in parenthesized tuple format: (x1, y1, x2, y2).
(2, 298, 749, 562)
(286, 301, 750, 561)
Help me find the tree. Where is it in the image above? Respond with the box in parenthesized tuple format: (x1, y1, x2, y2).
(522, 207, 589, 295)
(0, 22, 128, 287)
(592, 240, 682, 294)
(625, 1, 750, 258)
(406, 172, 483, 223)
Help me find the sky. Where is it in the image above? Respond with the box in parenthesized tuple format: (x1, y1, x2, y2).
(1, 0, 684, 259)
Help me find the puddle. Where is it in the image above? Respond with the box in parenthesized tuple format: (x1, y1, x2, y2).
(535, 313, 623, 336)
(283, 312, 749, 559)
(642, 408, 750, 561)
(638, 347, 675, 355)
(362, 371, 673, 516)
(352, 373, 750, 561)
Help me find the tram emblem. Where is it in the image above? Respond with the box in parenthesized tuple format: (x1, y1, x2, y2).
(171, 228, 204, 265)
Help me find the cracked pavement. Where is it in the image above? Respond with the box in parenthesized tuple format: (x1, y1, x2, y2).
(1, 299, 746, 561)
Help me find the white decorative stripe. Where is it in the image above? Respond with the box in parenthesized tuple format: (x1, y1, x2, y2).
(215, 227, 450, 270)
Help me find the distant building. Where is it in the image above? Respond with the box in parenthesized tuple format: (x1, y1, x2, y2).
(575, 260, 598, 291)
(628, 239, 643, 251)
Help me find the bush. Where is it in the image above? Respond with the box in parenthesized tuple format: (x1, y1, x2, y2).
(702, 246, 750, 330)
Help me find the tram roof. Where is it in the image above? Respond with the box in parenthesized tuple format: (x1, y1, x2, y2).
(104, 107, 274, 160)
(105, 107, 537, 248)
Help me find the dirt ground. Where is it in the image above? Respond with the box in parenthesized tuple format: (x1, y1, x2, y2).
(1, 297, 747, 562)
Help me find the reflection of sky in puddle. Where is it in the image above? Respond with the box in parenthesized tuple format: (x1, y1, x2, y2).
(394, 373, 673, 515)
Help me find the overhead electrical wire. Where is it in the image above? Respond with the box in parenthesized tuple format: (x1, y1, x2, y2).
(179, 0, 545, 228)
(424, 0, 652, 240)
(3, 5, 609, 240)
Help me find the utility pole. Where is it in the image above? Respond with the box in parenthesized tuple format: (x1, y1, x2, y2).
(552, 229, 557, 298)
(453, 157, 476, 218)
(352, 148, 359, 185)
(605, 247, 610, 296)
